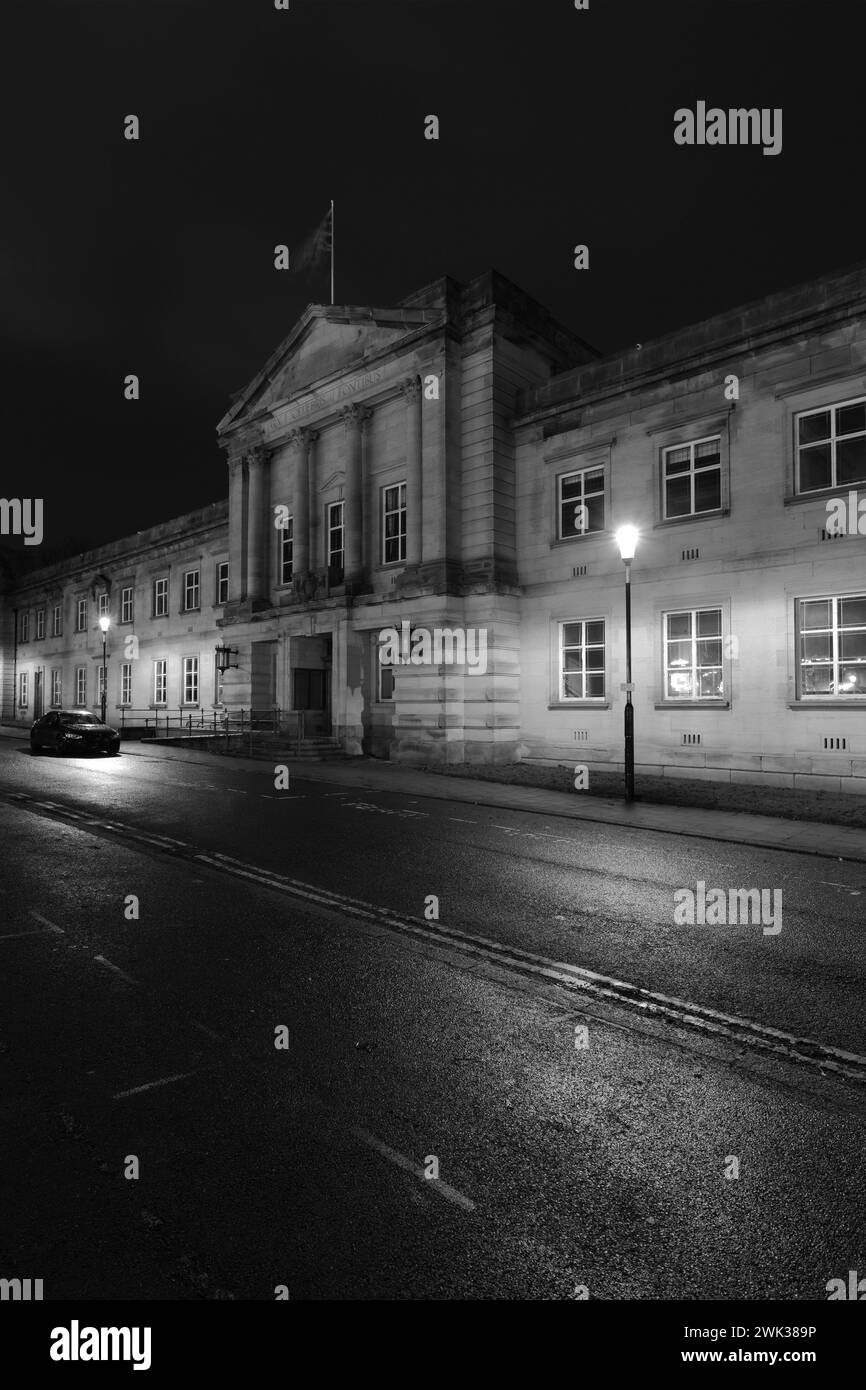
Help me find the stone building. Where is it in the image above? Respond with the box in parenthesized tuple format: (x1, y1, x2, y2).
(214, 271, 593, 758)
(2, 503, 228, 731)
(515, 261, 866, 793)
(2, 262, 864, 790)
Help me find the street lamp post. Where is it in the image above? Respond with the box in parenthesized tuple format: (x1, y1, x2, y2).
(615, 527, 638, 803)
(98, 615, 110, 724)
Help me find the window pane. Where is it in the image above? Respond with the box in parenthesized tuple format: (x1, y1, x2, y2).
(694, 438, 720, 461)
(696, 609, 722, 636)
(561, 475, 582, 500)
(584, 494, 604, 531)
(801, 600, 831, 630)
(840, 631, 866, 661)
(839, 666, 865, 694)
(585, 647, 604, 671)
(667, 640, 692, 667)
(801, 632, 832, 662)
(667, 672, 693, 698)
(664, 447, 690, 474)
(561, 623, 583, 646)
(694, 469, 721, 511)
(667, 612, 692, 638)
(836, 436, 866, 486)
(841, 597, 866, 627)
(798, 444, 832, 491)
(585, 620, 605, 645)
(697, 639, 722, 666)
(584, 469, 604, 493)
(698, 669, 724, 697)
(836, 402, 866, 436)
(802, 665, 833, 693)
(563, 674, 583, 698)
(563, 650, 583, 671)
(585, 673, 604, 697)
(798, 411, 829, 445)
(665, 476, 691, 516)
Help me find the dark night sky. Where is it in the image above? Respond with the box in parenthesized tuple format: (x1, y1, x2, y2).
(3, 0, 865, 563)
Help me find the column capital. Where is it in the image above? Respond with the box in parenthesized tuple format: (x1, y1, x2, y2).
(402, 375, 422, 401)
(286, 427, 306, 448)
(246, 444, 268, 469)
(340, 403, 371, 432)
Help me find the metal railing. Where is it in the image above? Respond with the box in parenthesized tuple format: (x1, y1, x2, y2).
(117, 706, 305, 753)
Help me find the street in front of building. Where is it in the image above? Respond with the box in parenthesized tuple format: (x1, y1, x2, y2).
(1, 733, 863, 1300)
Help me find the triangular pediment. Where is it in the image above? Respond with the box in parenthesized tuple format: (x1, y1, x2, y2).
(218, 303, 439, 434)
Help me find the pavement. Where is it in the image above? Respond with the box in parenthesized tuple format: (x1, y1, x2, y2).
(2, 720, 865, 863)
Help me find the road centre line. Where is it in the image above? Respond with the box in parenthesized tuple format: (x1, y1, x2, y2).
(8, 792, 866, 1083)
(192, 851, 866, 1085)
(29, 910, 65, 933)
(94, 955, 140, 987)
(348, 1125, 476, 1212)
(113, 1071, 197, 1101)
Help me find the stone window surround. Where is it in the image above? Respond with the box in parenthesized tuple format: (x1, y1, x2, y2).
(646, 410, 732, 528)
(547, 604, 612, 709)
(381, 478, 408, 566)
(651, 591, 732, 710)
(777, 372, 866, 502)
(544, 437, 613, 551)
(788, 581, 866, 705)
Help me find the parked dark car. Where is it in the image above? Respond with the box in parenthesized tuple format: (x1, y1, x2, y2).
(30, 709, 121, 756)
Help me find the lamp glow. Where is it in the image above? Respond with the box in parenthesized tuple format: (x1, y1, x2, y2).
(616, 525, 639, 562)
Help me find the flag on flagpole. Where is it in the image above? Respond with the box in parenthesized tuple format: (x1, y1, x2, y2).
(293, 205, 333, 275)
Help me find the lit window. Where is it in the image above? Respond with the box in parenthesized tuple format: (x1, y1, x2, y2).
(664, 609, 724, 699)
(153, 659, 167, 705)
(97, 593, 110, 618)
(182, 656, 199, 705)
(798, 595, 866, 698)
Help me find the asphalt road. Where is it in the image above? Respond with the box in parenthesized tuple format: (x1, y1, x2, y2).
(1, 736, 864, 1299)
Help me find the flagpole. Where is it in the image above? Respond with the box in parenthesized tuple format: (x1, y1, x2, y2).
(330, 199, 334, 305)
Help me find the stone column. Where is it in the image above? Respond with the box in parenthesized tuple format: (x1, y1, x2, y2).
(305, 430, 320, 570)
(227, 454, 247, 601)
(403, 376, 422, 565)
(288, 429, 308, 578)
(341, 406, 367, 581)
(246, 445, 268, 602)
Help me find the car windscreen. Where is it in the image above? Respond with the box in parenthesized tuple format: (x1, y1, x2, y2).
(59, 712, 98, 725)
